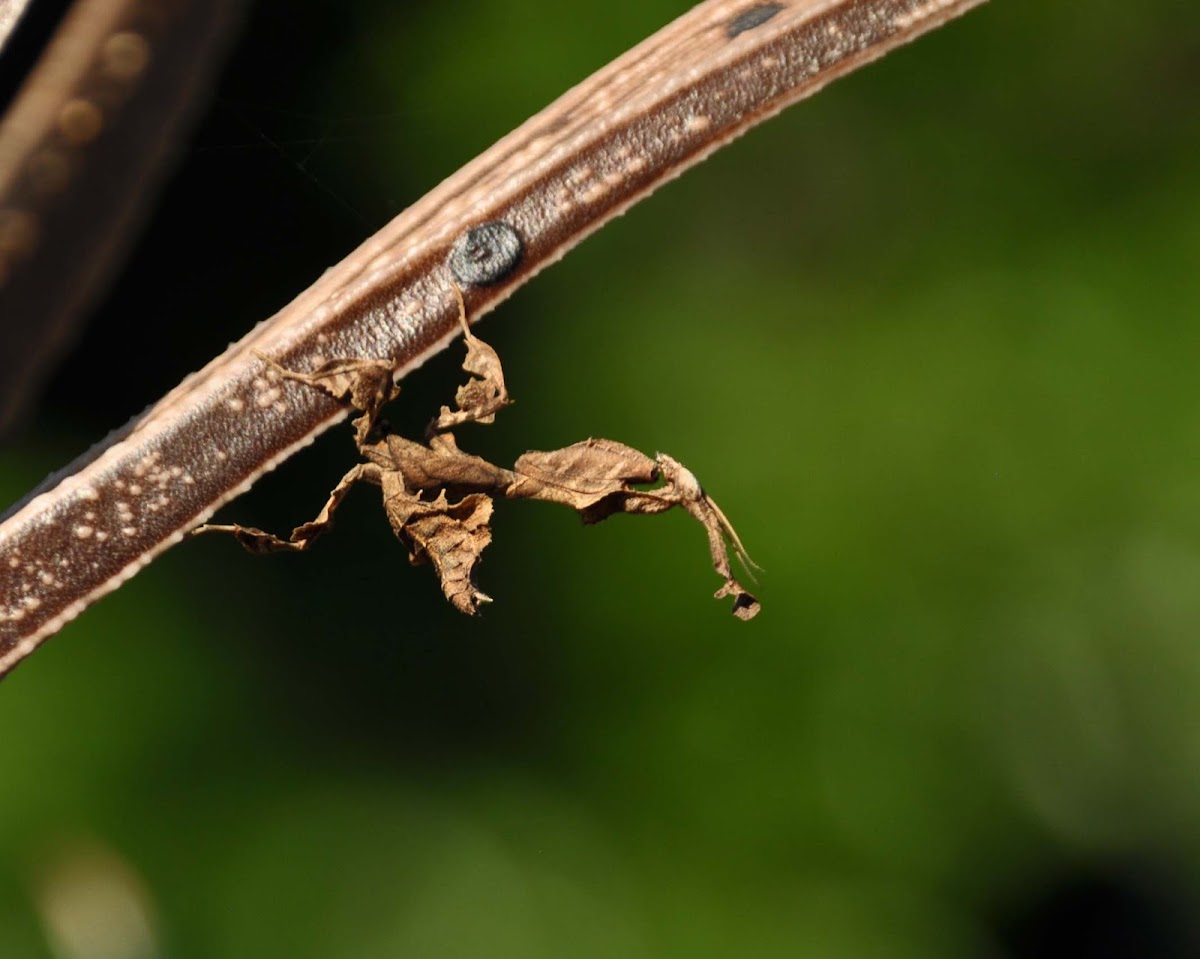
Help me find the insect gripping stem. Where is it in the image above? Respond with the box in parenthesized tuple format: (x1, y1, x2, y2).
(195, 289, 761, 620)
(0, 0, 987, 676)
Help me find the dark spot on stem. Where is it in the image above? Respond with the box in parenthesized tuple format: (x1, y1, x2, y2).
(448, 221, 523, 287)
(726, 3, 785, 39)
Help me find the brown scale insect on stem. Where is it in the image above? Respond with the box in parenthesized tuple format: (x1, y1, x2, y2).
(196, 288, 762, 620)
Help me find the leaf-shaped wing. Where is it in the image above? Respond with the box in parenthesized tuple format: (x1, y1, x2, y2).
(380, 472, 494, 614)
(430, 286, 510, 433)
(510, 438, 661, 517)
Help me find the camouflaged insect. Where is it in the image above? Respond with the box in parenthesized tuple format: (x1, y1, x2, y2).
(197, 288, 760, 620)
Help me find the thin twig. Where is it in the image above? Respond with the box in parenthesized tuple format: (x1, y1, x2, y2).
(0, 0, 988, 678)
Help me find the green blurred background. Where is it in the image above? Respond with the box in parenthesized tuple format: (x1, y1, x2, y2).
(4, 0, 1200, 955)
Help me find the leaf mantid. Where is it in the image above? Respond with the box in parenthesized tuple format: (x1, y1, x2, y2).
(195, 288, 761, 620)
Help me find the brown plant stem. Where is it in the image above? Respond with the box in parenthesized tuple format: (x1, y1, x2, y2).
(0, 0, 988, 678)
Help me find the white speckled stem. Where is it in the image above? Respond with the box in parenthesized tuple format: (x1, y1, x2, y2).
(0, 0, 989, 678)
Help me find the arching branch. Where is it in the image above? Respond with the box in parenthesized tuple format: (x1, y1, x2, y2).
(0, 0, 988, 678)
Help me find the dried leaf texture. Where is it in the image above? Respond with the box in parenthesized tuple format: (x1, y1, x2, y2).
(199, 463, 384, 553)
(509, 440, 661, 516)
(507, 443, 758, 618)
(255, 352, 397, 445)
(197, 289, 759, 620)
(380, 475, 495, 614)
(430, 286, 510, 434)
